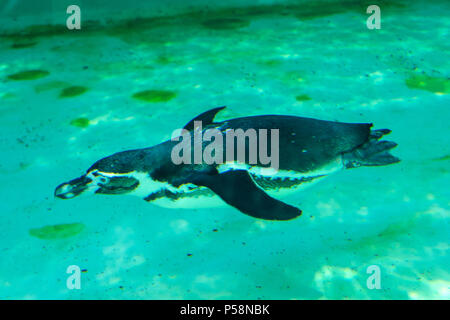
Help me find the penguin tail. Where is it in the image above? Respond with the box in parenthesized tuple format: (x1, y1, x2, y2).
(342, 129, 400, 168)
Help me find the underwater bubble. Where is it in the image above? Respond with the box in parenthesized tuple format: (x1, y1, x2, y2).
(7, 70, 49, 81)
(202, 18, 250, 30)
(29, 223, 85, 239)
(59, 86, 89, 98)
(70, 117, 90, 128)
(132, 89, 177, 103)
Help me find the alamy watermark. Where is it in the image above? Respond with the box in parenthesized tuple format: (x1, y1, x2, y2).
(366, 5, 381, 30)
(170, 121, 280, 171)
(66, 265, 81, 289)
(66, 5, 81, 30)
(65, 5, 381, 31)
(366, 265, 381, 289)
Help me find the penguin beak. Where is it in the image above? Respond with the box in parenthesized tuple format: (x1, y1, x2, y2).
(54, 175, 93, 199)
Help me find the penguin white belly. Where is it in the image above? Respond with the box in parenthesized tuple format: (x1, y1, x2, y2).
(126, 172, 225, 209)
(257, 156, 344, 198)
(146, 156, 344, 209)
(150, 189, 226, 209)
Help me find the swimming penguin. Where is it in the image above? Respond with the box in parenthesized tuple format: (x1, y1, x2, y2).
(55, 106, 400, 220)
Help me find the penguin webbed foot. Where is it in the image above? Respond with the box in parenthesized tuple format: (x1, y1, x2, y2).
(344, 129, 400, 168)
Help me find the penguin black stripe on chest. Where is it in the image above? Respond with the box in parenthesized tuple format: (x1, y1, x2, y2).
(55, 106, 400, 221)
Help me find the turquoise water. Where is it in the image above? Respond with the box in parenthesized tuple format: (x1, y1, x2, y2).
(0, 0, 449, 299)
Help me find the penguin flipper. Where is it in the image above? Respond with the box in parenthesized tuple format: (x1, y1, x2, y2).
(190, 170, 302, 221)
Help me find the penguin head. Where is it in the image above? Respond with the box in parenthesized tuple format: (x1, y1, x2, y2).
(55, 151, 141, 199)
(54, 170, 140, 199)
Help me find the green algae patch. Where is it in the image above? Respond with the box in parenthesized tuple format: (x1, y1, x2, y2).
(154, 55, 183, 66)
(21, 24, 67, 38)
(106, 16, 167, 37)
(34, 81, 67, 93)
(1, 92, 16, 100)
(433, 154, 450, 161)
(405, 74, 450, 94)
(29, 223, 85, 240)
(132, 90, 177, 103)
(1, 21, 98, 42)
(295, 3, 346, 20)
(70, 117, 90, 128)
(295, 94, 312, 102)
(59, 86, 89, 98)
(202, 18, 250, 30)
(280, 70, 308, 86)
(19, 162, 30, 170)
(7, 70, 49, 81)
(11, 42, 37, 49)
(260, 59, 282, 67)
(155, 55, 172, 65)
(294, 0, 405, 21)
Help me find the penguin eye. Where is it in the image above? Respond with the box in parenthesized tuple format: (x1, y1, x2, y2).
(99, 177, 107, 183)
